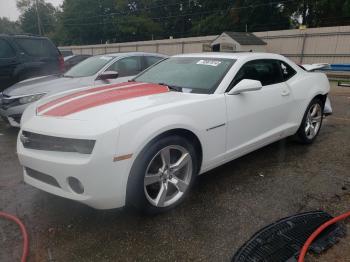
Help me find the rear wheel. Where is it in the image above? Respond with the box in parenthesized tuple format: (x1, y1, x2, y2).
(296, 98, 324, 144)
(126, 135, 198, 214)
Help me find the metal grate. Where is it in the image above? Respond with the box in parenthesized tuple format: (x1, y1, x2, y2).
(232, 211, 346, 262)
(25, 167, 61, 188)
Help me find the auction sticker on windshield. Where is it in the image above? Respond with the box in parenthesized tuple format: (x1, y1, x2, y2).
(196, 60, 222, 66)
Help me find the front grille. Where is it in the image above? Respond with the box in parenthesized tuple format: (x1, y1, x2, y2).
(21, 131, 96, 154)
(25, 167, 61, 188)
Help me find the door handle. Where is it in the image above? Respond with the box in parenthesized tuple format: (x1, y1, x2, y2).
(281, 89, 290, 96)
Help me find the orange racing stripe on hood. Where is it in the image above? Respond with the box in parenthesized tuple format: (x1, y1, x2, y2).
(42, 83, 169, 117)
(37, 81, 138, 113)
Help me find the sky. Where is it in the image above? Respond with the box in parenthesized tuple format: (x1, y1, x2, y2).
(0, 0, 63, 21)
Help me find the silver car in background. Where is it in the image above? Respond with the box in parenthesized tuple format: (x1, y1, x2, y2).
(0, 52, 167, 127)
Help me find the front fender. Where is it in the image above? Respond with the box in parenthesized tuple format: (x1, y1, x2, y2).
(116, 113, 203, 160)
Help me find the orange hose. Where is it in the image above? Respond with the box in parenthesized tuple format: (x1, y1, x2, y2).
(0, 211, 29, 262)
(298, 211, 350, 262)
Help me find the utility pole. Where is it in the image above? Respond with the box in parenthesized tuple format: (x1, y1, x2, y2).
(35, 0, 42, 35)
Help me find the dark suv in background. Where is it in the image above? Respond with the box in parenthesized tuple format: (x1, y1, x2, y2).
(0, 34, 64, 91)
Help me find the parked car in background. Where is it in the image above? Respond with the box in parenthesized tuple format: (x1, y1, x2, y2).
(64, 54, 91, 71)
(17, 53, 331, 213)
(0, 34, 64, 91)
(0, 52, 167, 127)
(59, 49, 73, 57)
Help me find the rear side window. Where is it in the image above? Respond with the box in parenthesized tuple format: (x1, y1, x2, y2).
(144, 56, 163, 68)
(15, 38, 59, 57)
(231, 59, 284, 88)
(0, 39, 15, 58)
(60, 50, 73, 57)
(108, 56, 142, 77)
(279, 61, 297, 81)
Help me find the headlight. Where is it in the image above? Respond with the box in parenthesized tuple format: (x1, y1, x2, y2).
(19, 93, 46, 105)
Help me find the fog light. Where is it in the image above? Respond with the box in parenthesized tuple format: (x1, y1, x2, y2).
(67, 177, 84, 194)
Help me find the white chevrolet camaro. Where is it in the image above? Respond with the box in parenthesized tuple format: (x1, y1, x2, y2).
(18, 53, 331, 213)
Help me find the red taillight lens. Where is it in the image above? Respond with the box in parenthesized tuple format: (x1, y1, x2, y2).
(59, 55, 65, 73)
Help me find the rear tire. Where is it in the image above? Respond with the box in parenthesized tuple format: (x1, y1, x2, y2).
(126, 135, 198, 214)
(296, 98, 324, 144)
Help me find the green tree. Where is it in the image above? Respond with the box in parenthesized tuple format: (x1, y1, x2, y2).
(58, 0, 117, 45)
(17, 0, 58, 35)
(285, 0, 350, 28)
(0, 17, 22, 34)
(190, 0, 291, 35)
(29, 0, 350, 45)
(113, 0, 162, 41)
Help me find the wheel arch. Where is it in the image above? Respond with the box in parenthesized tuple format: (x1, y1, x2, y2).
(313, 93, 328, 109)
(144, 128, 203, 173)
(128, 127, 203, 175)
(296, 93, 327, 132)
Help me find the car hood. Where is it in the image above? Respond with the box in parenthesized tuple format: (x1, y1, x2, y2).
(35, 82, 207, 123)
(3, 75, 92, 97)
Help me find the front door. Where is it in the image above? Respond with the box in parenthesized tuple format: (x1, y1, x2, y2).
(225, 59, 293, 158)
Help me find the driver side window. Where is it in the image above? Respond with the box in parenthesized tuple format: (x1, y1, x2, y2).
(107, 56, 142, 77)
(228, 59, 284, 92)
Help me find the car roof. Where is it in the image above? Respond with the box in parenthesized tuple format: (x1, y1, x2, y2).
(95, 52, 168, 58)
(173, 52, 285, 61)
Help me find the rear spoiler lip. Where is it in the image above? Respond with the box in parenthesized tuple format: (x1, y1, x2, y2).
(301, 63, 330, 72)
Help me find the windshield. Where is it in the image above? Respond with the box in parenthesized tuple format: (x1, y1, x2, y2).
(134, 57, 235, 93)
(64, 56, 114, 77)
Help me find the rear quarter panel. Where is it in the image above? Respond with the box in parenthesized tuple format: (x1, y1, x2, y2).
(288, 71, 330, 127)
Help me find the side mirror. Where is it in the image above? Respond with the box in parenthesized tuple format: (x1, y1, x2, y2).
(96, 71, 119, 81)
(228, 79, 262, 95)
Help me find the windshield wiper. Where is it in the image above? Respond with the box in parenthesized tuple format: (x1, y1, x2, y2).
(158, 83, 182, 92)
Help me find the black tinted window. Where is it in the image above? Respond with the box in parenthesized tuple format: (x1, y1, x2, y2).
(15, 38, 59, 57)
(231, 59, 283, 88)
(0, 39, 15, 58)
(144, 56, 163, 68)
(279, 61, 296, 81)
(108, 56, 142, 77)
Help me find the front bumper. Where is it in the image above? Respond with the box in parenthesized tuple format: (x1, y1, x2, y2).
(0, 103, 28, 127)
(17, 119, 132, 209)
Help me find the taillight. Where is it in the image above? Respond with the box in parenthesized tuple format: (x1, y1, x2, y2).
(59, 55, 65, 73)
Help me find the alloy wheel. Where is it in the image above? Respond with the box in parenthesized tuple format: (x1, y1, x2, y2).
(305, 103, 322, 139)
(144, 145, 192, 207)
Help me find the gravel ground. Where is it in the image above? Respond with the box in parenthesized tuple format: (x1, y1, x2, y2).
(0, 82, 349, 262)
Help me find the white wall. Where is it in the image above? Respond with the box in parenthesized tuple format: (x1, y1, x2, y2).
(60, 26, 350, 64)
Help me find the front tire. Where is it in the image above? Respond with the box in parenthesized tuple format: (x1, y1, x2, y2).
(126, 135, 198, 214)
(296, 98, 324, 144)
